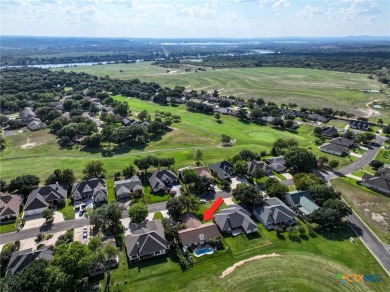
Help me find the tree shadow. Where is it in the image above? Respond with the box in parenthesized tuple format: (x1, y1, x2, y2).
(315, 224, 356, 241)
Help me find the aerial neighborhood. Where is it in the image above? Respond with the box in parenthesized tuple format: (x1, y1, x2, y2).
(1, 50, 389, 291)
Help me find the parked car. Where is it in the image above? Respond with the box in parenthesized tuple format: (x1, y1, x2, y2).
(83, 231, 87, 239)
(200, 199, 207, 204)
(79, 210, 85, 216)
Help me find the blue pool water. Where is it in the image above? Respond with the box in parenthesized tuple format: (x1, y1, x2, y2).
(193, 246, 214, 257)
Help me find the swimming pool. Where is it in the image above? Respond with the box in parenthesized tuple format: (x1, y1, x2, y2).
(193, 246, 214, 257)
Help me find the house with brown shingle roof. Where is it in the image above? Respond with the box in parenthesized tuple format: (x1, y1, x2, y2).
(178, 212, 220, 247)
(0, 194, 22, 221)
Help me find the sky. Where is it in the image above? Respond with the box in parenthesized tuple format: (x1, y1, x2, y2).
(1, 0, 389, 38)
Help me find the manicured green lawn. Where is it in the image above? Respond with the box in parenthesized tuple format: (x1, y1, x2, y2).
(272, 171, 286, 180)
(98, 219, 389, 291)
(325, 119, 348, 129)
(106, 178, 116, 202)
(152, 212, 163, 220)
(0, 222, 16, 234)
(58, 198, 75, 220)
(196, 201, 228, 223)
(332, 177, 390, 244)
(351, 170, 367, 178)
(56, 63, 386, 121)
(375, 148, 390, 164)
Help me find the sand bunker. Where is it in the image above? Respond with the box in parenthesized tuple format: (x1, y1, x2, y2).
(219, 253, 281, 278)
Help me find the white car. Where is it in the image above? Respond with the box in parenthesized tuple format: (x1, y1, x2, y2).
(200, 199, 207, 204)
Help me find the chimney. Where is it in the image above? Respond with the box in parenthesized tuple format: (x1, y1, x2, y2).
(136, 241, 140, 255)
(227, 216, 232, 229)
(56, 182, 59, 189)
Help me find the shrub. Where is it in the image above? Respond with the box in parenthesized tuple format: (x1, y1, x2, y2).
(369, 160, 384, 169)
(116, 234, 124, 250)
(328, 160, 339, 168)
(274, 225, 283, 236)
(36, 233, 44, 242)
(36, 243, 45, 250)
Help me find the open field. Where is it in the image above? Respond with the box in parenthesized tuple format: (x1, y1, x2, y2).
(55, 62, 389, 120)
(332, 177, 390, 244)
(98, 219, 389, 291)
(0, 100, 352, 182)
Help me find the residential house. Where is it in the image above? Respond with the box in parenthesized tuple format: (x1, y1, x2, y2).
(72, 135, 87, 144)
(216, 107, 232, 115)
(122, 117, 137, 127)
(0, 194, 22, 221)
(178, 166, 214, 180)
(125, 220, 170, 263)
(24, 183, 67, 216)
(321, 126, 338, 138)
(285, 191, 320, 216)
(148, 170, 179, 193)
(27, 120, 47, 131)
(361, 168, 390, 195)
(349, 120, 370, 131)
(178, 213, 220, 247)
(214, 206, 258, 235)
(319, 137, 355, 156)
(266, 156, 287, 172)
(209, 161, 234, 180)
(261, 116, 275, 124)
(253, 197, 297, 230)
(19, 107, 36, 124)
(309, 113, 328, 123)
(71, 178, 107, 203)
(114, 176, 144, 200)
(247, 161, 273, 175)
(6, 246, 54, 275)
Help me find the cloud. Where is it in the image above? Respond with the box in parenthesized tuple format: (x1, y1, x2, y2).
(272, 0, 290, 9)
(298, 5, 325, 18)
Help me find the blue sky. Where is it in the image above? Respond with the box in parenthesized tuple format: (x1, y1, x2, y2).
(1, 0, 389, 38)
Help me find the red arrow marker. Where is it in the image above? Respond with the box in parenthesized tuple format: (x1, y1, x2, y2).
(204, 197, 224, 221)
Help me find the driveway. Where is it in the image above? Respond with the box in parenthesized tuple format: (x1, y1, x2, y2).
(74, 226, 89, 244)
(230, 176, 249, 189)
(23, 211, 64, 229)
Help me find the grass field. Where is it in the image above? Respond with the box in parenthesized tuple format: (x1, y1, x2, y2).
(98, 219, 389, 291)
(55, 62, 388, 120)
(332, 177, 390, 244)
(0, 99, 353, 182)
(375, 149, 390, 164)
(0, 222, 16, 234)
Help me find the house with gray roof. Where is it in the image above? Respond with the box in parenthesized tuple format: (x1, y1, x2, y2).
(208, 161, 234, 180)
(148, 170, 179, 193)
(27, 120, 47, 131)
(329, 137, 355, 148)
(322, 126, 338, 138)
(24, 183, 67, 216)
(125, 220, 170, 263)
(0, 194, 22, 221)
(122, 116, 137, 127)
(214, 206, 258, 236)
(114, 176, 143, 200)
(319, 142, 349, 156)
(6, 246, 53, 275)
(19, 107, 36, 124)
(309, 113, 328, 123)
(247, 161, 273, 175)
(285, 191, 320, 216)
(253, 197, 297, 230)
(361, 168, 390, 195)
(266, 156, 286, 172)
(349, 120, 370, 131)
(71, 178, 107, 203)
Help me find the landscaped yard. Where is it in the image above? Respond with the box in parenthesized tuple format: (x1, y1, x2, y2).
(272, 171, 286, 180)
(58, 198, 75, 220)
(196, 201, 228, 223)
(375, 148, 390, 164)
(97, 218, 389, 291)
(143, 186, 171, 204)
(324, 119, 349, 129)
(152, 212, 163, 220)
(106, 178, 116, 202)
(351, 170, 368, 178)
(332, 177, 390, 244)
(0, 222, 16, 234)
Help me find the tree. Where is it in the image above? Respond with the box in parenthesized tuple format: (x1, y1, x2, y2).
(293, 173, 324, 191)
(313, 127, 323, 136)
(122, 165, 135, 178)
(113, 101, 129, 117)
(310, 199, 352, 228)
(191, 176, 214, 195)
(128, 202, 148, 223)
(237, 108, 248, 121)
(193, 149, 203, 166)
(178, 194, 200, 213)
(46, 169, 76, 190)
(214, 112, 221, 123)
(343, 130, 354, 140)
(285, 148, 317, 173)
(221, 134, 231, 145)
(234, 160, 247, 176)
(0, 180, 8, 192)
(310, 184, 340, 205)
(104, 244, 119, 260)
(166, 197, 184, 221)
(134, 157, 151, 175)
(284, 120, 294, 129)
(87, 237, 102, 252)
(256, 98, 265, 106)
(138, 110, 150, 122)
(83, 160, 106, 180)
(83, 133, 102, 148)
(239, 150, 256, 161)
(8, 175, 40, 196)
(105, 202, 122, 230)
(42, 208, 54, 222)
(251, 168, 266, 181)
(161, 217, 186, 242)
(0, 114, 9, 127)
(369, 160, 384, 169)
(328, 160, 339, 168)
(318, 156, 329, 164)
(383, 125, 390, 136)
(265, 178, 288, 199)
(0, 136, 5, 150)
(181, 169, 198, 185)
(356, 132, 375, 144)
(89, 207, 107, 230)
(273, 138, 288, 150)
(232, 183, 264, 208)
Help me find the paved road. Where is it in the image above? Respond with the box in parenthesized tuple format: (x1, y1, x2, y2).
(347, 213, 390, 275)
(1, 218, 89, 245)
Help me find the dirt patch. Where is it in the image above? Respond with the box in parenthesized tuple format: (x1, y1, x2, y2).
(19, 137, 37, 149)
(371, 212, 388, 225)
(219, 253, 281, 278)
